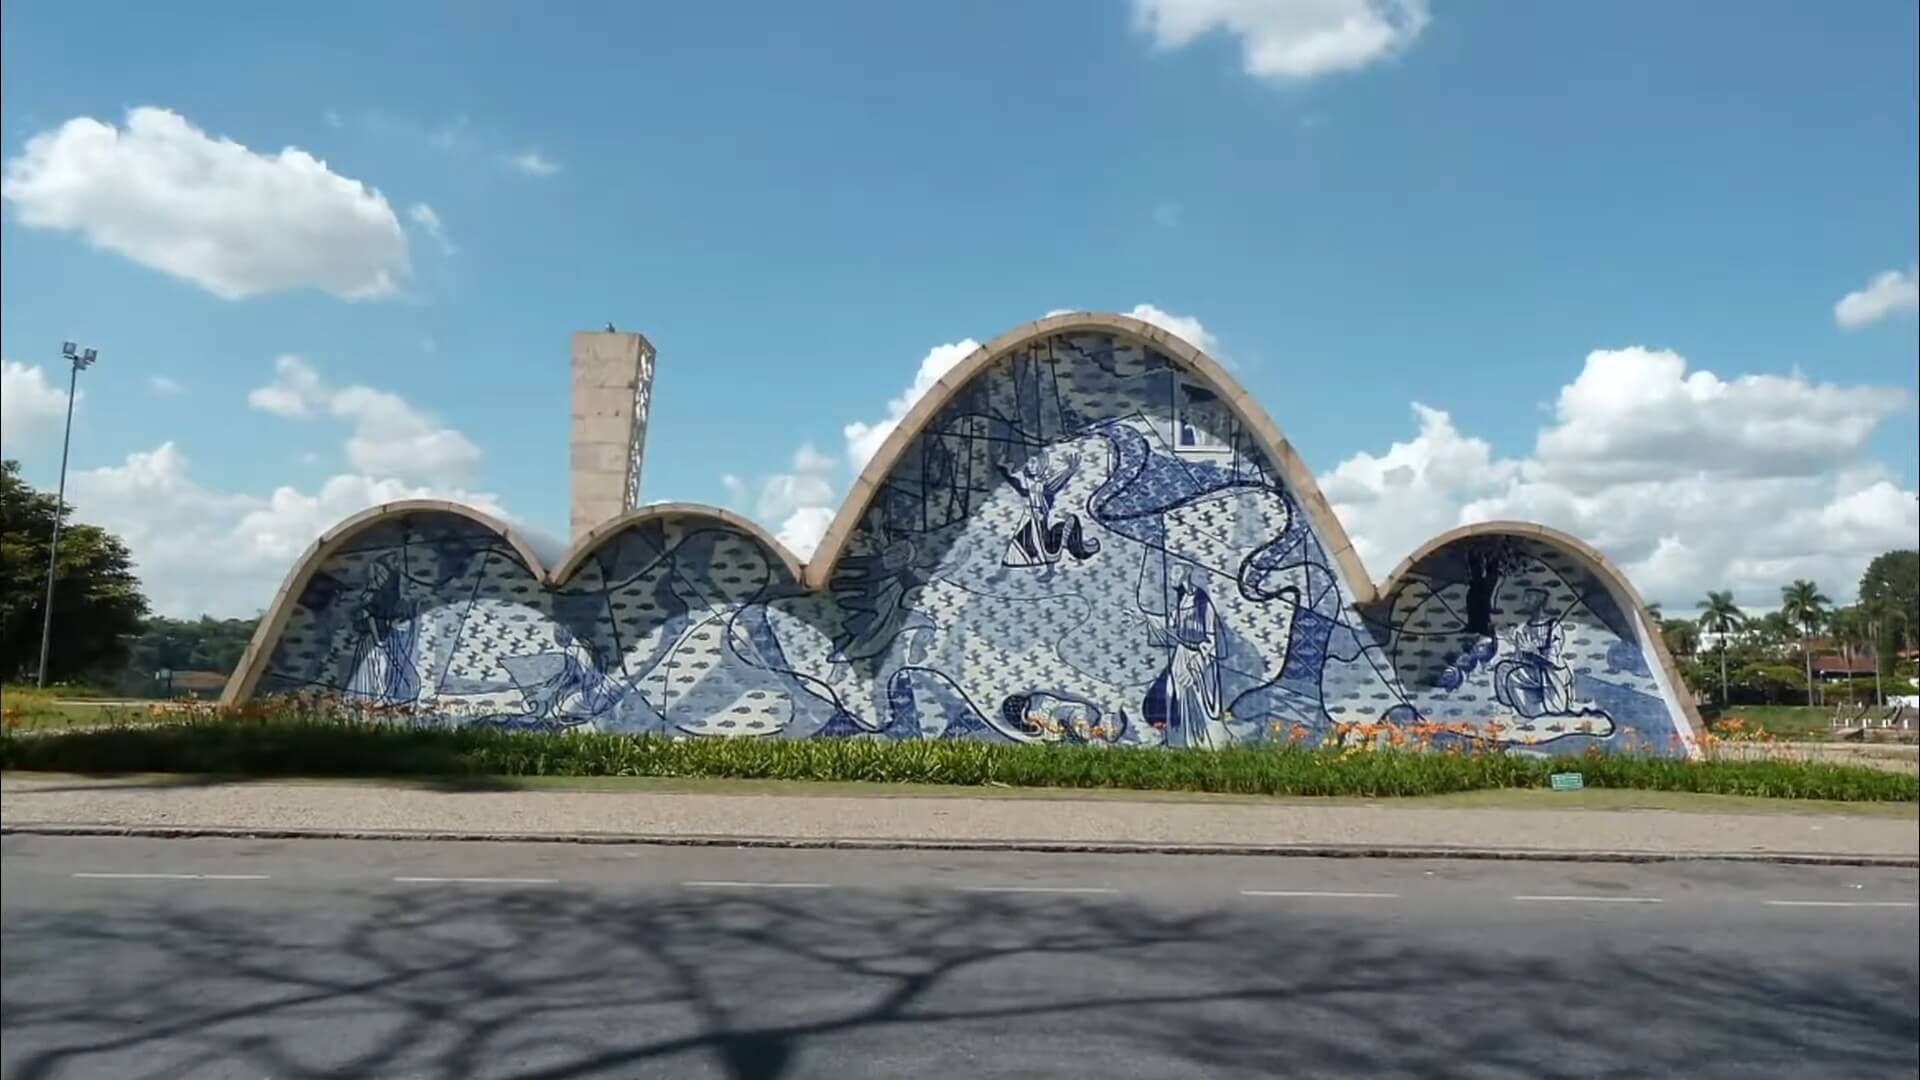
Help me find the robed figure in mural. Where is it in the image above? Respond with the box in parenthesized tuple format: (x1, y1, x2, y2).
(999, 448, 1100, 568)
(1493, 588, 1576, 719)
(1145, 567, 1231, 748)
(345, 558, 420, 704)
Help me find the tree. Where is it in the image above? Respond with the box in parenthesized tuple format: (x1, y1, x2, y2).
(1660, 616, 1700, 659)
(1750, 610, 1798, 652)
(1780, 579, 1831, 707)
(1827, 606, 1873, 707)
(1696, 590, 1746, 707)
(0, 459, 150, 682)
(1857, 550, 1919, 674)
(116, 615, 259, 693)
(1857, 595, 1898, 707)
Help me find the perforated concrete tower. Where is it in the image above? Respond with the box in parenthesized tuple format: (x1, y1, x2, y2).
(570, 329, 657, 542)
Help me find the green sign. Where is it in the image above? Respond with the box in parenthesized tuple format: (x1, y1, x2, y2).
(1549, 772, 1585, 791)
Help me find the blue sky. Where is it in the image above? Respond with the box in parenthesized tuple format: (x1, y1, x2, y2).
(2, 0, 1915, 617)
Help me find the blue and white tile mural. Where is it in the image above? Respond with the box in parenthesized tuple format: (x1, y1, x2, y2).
(247, 327, 1697, 755)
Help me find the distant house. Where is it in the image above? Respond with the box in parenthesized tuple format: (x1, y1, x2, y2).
(1811, 655, 1876, 682)
(164, 670, 229, 698)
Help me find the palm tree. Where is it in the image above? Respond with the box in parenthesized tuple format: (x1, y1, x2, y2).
(1697, 591, 1746, 706)
(1662, 617, 1700, 659)
(1860, 598, 1892, 707)
(1780, 580, 1831, 707)
(1828, 606, 1872, 708)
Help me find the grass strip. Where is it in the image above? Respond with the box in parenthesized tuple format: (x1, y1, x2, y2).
(3, 716, 1914, 802)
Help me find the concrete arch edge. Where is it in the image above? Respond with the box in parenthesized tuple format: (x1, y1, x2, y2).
(1375, 520, 1707, 758)
(802, 311, 1375, 602)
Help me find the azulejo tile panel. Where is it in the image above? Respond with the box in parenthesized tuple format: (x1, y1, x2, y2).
(251, 329, 1695, 755)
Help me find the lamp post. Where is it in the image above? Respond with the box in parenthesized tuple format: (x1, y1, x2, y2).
(36, 341, 98, 689)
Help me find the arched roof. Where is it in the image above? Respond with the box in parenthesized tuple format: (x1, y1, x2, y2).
(1375, 519, 1707, 754)
(221, 499, 548, 706)
(224, 500, 802, 706)
(226, 318, 1698, 755)
(803, 311, 1375, 598)
(549, 502, 805, 584)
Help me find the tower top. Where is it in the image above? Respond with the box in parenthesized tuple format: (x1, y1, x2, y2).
(568, 330, 657, 542)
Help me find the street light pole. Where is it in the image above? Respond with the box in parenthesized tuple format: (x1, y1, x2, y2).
(36, 342, 97, 689)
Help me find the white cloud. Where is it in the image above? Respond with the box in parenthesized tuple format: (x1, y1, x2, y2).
(1134, 0, 1431, 81)
(247, 355, 325, 418)
(68, 441, 507, 617)
(736, 443, 839, 559)
(407, 202, 454, 254)
(505, 150, 561, 176)
(1, 361, 71, 446)
(1, 107, 410, 300)
(1834, 264, 1919, 329)
(1319, 347, 1918, 608)
(1528, 347, 1906, 489)
(776, 506, 836, 559)
(248, 354, 482, 482)
(843, 338, 982, 472)
(754, 445, 836, 521)
(146, 375, 184, 397)
(1318, 403, 1521, 572)
(1127, 302, 1221, 356)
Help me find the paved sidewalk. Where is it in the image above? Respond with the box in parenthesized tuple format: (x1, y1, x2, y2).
(4, 774, 1915, 864)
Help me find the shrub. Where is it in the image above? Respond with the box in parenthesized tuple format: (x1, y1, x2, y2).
(2, 710, 1913, 802)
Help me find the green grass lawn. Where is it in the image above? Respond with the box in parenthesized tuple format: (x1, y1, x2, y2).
(1707, 704, 1917, 741)
(1709, 705, 1838, 740)
(1, 685, 167, 731)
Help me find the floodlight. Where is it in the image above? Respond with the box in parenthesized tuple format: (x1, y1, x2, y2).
(81, 348, 98, 366)
(61, 342, 77, 357)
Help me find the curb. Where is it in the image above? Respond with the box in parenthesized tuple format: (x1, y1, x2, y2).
(6, 823, 1915, 868)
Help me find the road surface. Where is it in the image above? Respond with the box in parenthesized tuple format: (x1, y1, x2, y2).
(3, 835, 1915, 1078)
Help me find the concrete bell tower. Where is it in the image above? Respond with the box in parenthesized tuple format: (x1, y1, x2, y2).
(569, 329, 657, 542)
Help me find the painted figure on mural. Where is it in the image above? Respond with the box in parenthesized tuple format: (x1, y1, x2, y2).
(923, 433, 970, 525)
(999, 447, 1100, 568)
(830, 536, 932, 674)
(1492, 588, 1580, 719)
(1144, 566, 1231, 748)
(533, 625, 627, 725)
(345, 557, 420, 704)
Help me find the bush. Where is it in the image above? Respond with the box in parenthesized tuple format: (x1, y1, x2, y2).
(3, 712, 1913, 802)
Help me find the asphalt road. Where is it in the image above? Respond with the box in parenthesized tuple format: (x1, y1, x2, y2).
(3, 836, 1916, 1079)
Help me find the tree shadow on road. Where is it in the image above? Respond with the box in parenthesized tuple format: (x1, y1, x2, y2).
(2, 882, 1915, 1079)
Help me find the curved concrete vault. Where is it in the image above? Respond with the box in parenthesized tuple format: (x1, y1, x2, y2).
(227, 312, 1703, 755)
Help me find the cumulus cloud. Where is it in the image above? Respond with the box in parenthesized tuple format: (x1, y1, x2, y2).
(1127, 302, 1221, 355)
(731, 443, 840, 559)
(843, 338, 982, 471)
(248, 355, 482, 482)
(407, 202, 454, 254)
(1, 107, 410, 300)
(146, 375, 184, 397)
(68, 442, 507, 617)
(1318, 403, 1521, 572)
(1, 361, 72, 447)
(1319, 347, 1917, 608)
(1133, 0, 1431, 81)
(1527, 347, 1906, 489)
(1834, 264, 1918, 329)
(505, 150, 561, 176)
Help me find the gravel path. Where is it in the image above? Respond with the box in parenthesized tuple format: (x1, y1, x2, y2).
(4, 775, 1914, 861)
